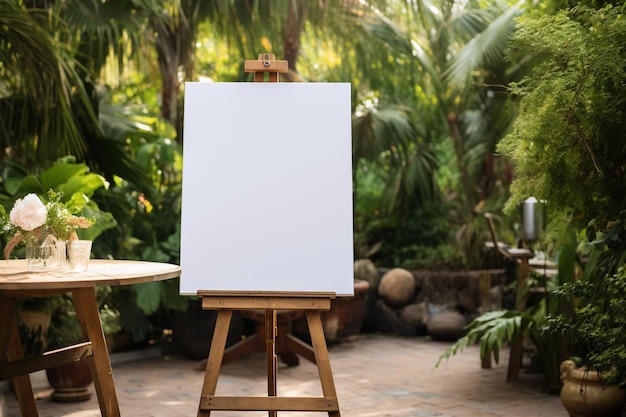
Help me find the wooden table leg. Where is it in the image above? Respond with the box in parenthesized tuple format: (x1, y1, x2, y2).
(198, 309, 233, 417)
(507, 332, 523, 382)
(0, 294, 38, 417)
(509, 256, 532, 382)
(72, 288, 120, 417)
(479, 271, 492, 369)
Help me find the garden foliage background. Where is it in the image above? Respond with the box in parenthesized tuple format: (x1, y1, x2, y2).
(2, 0, 613, 344)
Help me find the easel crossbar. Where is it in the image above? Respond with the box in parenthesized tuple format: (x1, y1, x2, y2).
(201, 296, 332, 311)
(200, 396, 339, 412)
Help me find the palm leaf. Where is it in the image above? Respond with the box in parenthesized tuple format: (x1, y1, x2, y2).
(436, 310, 535, 367)
(0, 2, 93, 165)
(444, 1, 524, 91)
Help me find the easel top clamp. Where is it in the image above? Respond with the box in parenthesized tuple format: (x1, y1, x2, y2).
(245, 53, 288, 82)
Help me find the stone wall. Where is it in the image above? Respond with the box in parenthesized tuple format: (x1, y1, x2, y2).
(356, 261, 510, 341)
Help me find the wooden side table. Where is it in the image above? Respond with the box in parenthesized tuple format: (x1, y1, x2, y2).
(0, 259, 181, 417)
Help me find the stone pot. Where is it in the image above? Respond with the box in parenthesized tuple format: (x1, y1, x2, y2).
(560, 360, 626, 417)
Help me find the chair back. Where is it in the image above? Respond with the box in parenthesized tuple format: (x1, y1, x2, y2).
(484, 213, 513, 260)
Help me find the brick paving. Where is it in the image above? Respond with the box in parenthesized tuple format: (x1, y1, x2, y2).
(5, 334, 566, 416)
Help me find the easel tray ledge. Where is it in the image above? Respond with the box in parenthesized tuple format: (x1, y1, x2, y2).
(197, 290, 336, 311)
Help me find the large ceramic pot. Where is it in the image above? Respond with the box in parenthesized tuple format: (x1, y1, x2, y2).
(560, 360, 626, 417)
(46, 359, 93, 402)
(321, 279, 371, 344)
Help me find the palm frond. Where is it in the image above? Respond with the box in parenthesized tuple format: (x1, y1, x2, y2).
(436, 310, 536, 367)
(0, 1, 95, 166)
(353, 104, 415, 162)
(444, 1, 524, 90)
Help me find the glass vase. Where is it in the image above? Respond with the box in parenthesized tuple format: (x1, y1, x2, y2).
(25, 235, 63, 271)
(64, 240, 92, 272)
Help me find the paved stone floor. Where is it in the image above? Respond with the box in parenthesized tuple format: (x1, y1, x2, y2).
(5, 334, 566, 417)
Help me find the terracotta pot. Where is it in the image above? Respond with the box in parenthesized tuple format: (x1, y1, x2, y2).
(560, 360, 626, 417)
(46, 359, 93, 402)
(321, 279, 371, 344)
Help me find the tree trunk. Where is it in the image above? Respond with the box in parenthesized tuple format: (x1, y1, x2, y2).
(447, 112, 474, 210)
(282, 0, 306, 80)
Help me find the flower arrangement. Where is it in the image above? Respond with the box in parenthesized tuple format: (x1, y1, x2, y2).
(1, 190, 94, 259)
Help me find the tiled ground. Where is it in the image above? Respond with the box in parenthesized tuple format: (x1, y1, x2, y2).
(5, 334, 566, 416)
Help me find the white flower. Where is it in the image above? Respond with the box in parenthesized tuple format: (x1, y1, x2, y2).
(9, 194, 47, 231)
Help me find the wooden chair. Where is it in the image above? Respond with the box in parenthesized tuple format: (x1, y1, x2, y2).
(483, 213, 560, 382)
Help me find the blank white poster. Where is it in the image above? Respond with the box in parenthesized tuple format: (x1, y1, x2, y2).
(180, 82, 354, 295)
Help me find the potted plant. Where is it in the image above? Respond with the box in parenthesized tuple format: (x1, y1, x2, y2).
(14, 297, 62, 391)
(43, 286, 123, 402)
(435, 297, 566, 392)
(541, 216, 626, 417)
(45, 295, 94, 402)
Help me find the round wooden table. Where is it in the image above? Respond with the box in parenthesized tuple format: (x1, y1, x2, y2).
(0, 259, 181, 417)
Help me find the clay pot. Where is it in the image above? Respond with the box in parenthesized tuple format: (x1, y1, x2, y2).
(321, 279, 370, 344)
(560, 360, 626, 417)
(46, 359, 93, 402)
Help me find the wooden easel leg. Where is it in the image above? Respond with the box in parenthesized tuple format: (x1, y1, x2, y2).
(72, 288, 120, 417)
(286, 333, 316, 364)
(222, 333, 261, 365)
(266, 310, 277, 417)
(198, 309, 233, 417)
(0, 294, 38, 417)
(306, 311, 340, 417)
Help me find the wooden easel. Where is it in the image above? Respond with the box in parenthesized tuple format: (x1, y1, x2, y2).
(195, 54, 341, 417)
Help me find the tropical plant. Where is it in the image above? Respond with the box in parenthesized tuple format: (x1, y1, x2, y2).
(436, 309, 536, 367)
(46, 288, 121, 351)
(435, 288, 566, 392)
(189, 0, 526, 268)
(496, 0, 626, 394)
(1, 0, 532, 343)
(542, 216, 626, 384)
(0, 158, 115, 252)
(498, 2, 626, 233)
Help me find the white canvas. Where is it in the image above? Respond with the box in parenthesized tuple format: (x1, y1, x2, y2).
(180, 82, 354, 295)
